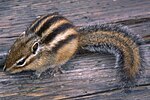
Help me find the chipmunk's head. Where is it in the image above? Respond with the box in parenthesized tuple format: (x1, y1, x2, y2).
(3, 13, 78, 74)
(3, 33, 53, 74)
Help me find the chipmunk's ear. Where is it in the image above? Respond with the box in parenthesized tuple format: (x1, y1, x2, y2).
(36, 12, 59, 19)
(19, 31, 26, 37)
(36, 15, 41, 18)
(22, 31, 26, 35)
(52, 12, 59, 15)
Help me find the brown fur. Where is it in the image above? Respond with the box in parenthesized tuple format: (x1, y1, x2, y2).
(79, 30, 141, 79)
(4, 14, 142, 80)
(4, 14, 78, 75)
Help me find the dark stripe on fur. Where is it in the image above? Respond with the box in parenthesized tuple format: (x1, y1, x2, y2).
(42, 23, 74, 44)
(35, 16, 66, 36)
(98, 34, 134, 66)
(78, 24, 144, 45)
(51, 34, 77, 52)
(29, 15, 50, 33)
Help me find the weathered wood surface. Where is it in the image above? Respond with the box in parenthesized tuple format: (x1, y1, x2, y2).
(0, 0, 150, 100)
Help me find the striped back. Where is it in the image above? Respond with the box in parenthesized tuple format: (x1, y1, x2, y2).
(26, 13, 78, 52)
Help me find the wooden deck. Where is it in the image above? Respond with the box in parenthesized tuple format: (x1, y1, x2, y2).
(0, 0, 150, 99)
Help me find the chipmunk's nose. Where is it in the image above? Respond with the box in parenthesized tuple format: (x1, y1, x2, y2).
(3, 65, 12, 74)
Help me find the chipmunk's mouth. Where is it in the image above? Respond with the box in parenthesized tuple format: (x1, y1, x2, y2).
(3, 65, 21, 74)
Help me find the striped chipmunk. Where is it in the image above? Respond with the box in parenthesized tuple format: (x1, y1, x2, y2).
(3, 13, 147, 81)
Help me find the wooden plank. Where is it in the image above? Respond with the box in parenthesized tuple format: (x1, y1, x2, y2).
(0, 46, 149, 99)
(0, 0, 150, 99)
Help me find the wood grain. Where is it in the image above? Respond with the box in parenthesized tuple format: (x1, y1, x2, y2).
(0, 0, 150, 99)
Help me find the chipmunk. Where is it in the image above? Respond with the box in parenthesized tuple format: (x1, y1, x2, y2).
(3, 13, 145, 80)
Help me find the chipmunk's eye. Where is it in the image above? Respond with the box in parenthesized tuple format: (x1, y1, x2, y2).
(16, 57, 26, 67)
(32, 42, 39, 54)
